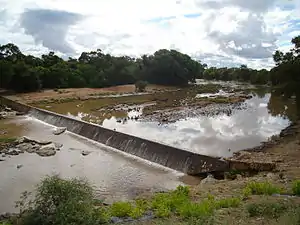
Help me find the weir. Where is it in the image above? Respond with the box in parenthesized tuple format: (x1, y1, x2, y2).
(0, 96, 229, 175)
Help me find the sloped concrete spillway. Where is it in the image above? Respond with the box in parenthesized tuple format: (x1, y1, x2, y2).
(0, 97, 228, 175)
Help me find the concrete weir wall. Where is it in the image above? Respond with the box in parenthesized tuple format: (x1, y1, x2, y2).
(0, 96, 229, 175)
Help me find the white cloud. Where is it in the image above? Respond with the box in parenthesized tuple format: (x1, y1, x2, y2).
(0, 0, 299, 68)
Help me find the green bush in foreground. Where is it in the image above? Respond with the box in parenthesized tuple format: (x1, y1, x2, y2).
(247, 202, 288, 218)
(243, 181, 281, 196)
(292, 180, 300, 196)
(17, 175, 107, 225)
(110, 202, 133, 217)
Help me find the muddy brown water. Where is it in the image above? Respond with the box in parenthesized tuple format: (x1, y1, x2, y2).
(34, 91, 295, 158)
(0, 117, 197, 213)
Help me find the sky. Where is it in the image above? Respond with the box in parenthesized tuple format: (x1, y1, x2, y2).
(0, 0, 299, 69)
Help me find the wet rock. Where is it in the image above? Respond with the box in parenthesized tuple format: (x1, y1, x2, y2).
(16, 143, 33, 152)
(53, 127, 67, 135)
(37, 143, 56, 157)
(22, 136, 52, 145)
(0, 111, 16, 118)
(17, 164, 23, 169)
(7, 148, 23, 155)
(81, 150, 91, 156)
(200, 174, 217, 184)
(54, 142, 63, 149)
(16, 111, 25, 116)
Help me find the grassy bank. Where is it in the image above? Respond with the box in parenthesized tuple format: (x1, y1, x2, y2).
(2, 175, 300, 225)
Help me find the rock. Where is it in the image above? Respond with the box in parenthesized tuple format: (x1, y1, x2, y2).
(266, 173, 278, 180)
(36, 143, 56, 157)
(22, 136, 52, 145)
(0, 159, 5, 162)
(16, 143, 33, 152)
(53, 127, 67, 135)
(17, 164, 23, 169)
(6, 148, 23, 155)
(16, 111, 25, 116)
(236, 174, 243, 180)
(111, 217, 123, 224)
(54, 142, 63, 149)
(2, 153, 5, 157)
(200, 174, 217, 184)
(81, 150, 91, 156)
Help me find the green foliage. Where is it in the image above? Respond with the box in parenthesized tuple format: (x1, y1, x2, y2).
(246, 202, 288, 218)
(177, 200, 215, 219)
(0, 222, 12, 225)
(214, 197, 241, 209)
(17, 175, 106, 225)
(196, 84, 221, 94)
(0, 44, 205, 92)
(151, 185, 190, 218)
(135, 80, 148, 92)
(271, 35, 300, 111)
(292, 180, 300, 196)
(0, 137, 17, 143)
(243, 181, 281, 196)
(110, 202, 133, 217)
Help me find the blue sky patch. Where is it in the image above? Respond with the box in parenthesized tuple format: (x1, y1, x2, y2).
(184, 13, 201, 18)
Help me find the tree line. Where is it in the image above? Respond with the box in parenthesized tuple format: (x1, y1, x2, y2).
(0, 45, 205, 92)
(0, 35, 299, 96)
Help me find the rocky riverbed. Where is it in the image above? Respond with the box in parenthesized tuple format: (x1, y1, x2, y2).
(0, 136, 62, 158)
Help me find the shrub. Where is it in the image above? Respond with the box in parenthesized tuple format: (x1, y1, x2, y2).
(177, 200, 214, 219)
(246, 202, 287, 218)
(243, 181, 281, 196)
(17, 175, 106, 225)
(214, 197, 241, 209)
(135, 80, 148, 92)
(151, 186, 190, 217)
(110, 202, 133, 217)
(292, 180, 300, 196)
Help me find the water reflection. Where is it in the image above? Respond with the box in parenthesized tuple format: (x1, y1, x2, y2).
(34, 84, 295, 158)
(102, 94, 291, 157)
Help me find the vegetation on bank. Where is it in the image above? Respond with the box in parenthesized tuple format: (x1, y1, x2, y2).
(2, 175, 300, 225)
(1, 35, 299, 97)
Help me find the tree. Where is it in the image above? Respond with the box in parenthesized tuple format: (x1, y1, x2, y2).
(135, 80, 148, 92)
(270, 35, 300, 112)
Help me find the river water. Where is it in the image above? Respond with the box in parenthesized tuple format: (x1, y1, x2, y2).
(0, 117, 193, 213)
(36, 89, 295, 157)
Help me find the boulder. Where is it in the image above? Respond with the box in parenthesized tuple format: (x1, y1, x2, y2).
(53, 127, 67, 135)
(22, 136, 52, 145)
(6, 148, 23, 155)
(81, 150, 91, 156)
(36, 143, 56, 157)
(200, 174, 217, 185)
